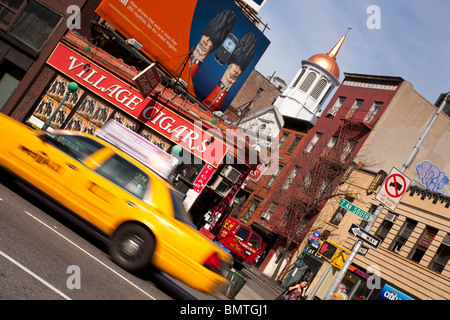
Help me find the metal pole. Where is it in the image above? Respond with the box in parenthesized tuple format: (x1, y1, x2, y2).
(323, 92, 450, 300)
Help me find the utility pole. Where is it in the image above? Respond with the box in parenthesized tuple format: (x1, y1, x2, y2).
(323, 92, 450, 300)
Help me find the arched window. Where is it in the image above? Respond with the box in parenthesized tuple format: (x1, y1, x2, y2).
(292, 68, 306, 88)
(311, 79, 327, 99)
(299, 72, 316, 92)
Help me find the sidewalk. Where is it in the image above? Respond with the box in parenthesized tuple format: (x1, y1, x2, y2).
(162, 265, 283, 300)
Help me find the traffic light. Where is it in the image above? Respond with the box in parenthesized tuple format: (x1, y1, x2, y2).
(318, 241, 338, 261)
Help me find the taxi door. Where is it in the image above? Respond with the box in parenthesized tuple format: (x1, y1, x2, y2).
(6, 132, 103, 218)
(71, 150, 152, 235)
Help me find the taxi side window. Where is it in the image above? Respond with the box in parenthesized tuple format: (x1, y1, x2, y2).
(95, 154, 149, 199)
(47, 134, 103, 161)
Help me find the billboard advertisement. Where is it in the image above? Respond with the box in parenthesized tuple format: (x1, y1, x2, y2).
(95, 0, 270, 112)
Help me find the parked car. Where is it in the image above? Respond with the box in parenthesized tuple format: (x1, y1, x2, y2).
(0, 114, 231, 294)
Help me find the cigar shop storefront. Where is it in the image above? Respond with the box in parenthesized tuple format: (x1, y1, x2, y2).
(18, 32, 257, 226)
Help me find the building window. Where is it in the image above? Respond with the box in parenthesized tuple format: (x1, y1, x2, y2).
(428, 233, 450, 273)
(364, 102, 382, 124)
(375, 211, 397, 241)
(261, 202, 278, 220)
(281, 166, 300, 191)
(302, 170, 314, 190)
(329, 196, 354, 226)
(340, 140, 357, 162)
(305, 132, 323, 153)
(9, 1, 62, 51)
(0, 60, 26, 110)
(409, 226, 438, 263)
(328, 97, 346, 117)
(346, 99, 363, 118)
(292, 68, 306, 88)
(0, 0, 27, 29)
(322, 136, 337, 157)
(299, 72, 317, 92)
(287, 135, 302, 154)
(277, 132, 289, 149)
(242, 199, 260, 222)
(310, 79, 327, 100)
(265, 164, 283, 188)
(390, 218, 417, 254)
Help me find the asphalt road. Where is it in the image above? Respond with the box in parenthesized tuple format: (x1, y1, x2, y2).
(0, 177, 209, 300)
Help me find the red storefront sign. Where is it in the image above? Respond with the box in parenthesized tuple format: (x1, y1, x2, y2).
(46, 43, 228, 167)
(193, 164, 215, 193)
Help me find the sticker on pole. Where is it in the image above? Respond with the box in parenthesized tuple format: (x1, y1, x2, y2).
(375, 167, 411, 211)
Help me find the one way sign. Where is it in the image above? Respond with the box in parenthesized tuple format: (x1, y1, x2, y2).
(347, 224, 381, 249)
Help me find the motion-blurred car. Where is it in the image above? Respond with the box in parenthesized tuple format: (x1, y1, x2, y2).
(0, 114, 231, 294)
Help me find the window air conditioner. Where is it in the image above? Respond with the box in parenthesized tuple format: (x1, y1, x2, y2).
(223, 166, 241, 183)
(211, 177, 231, 195)
(261, 212, 271, 220)
(385, 212, 397, 223)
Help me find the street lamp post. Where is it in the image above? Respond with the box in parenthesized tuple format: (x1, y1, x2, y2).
(42, 82, 78, 131)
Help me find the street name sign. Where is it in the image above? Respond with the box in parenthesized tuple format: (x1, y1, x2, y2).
(348, 223, 381, 249)
(375, 167, 411, 211)
(338, 198, 371, 221)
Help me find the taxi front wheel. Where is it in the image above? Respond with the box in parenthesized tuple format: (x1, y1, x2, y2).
(109, 223, 155, 273)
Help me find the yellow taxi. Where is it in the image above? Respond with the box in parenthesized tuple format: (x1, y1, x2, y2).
(0, 114, 231, 294)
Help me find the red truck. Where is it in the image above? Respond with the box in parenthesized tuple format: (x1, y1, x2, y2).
(216, 217, 263, 265)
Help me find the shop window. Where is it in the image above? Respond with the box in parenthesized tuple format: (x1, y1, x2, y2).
(0, 60, 25, 110)
(390, 218, 417, 254)
(409, 226, 438, 263)
(9, 1, 61, 51)
(428, 234, 450, 273)
(28, 75, 85, 129)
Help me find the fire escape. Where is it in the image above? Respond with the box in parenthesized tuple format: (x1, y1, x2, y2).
(306, 114, 373, 209)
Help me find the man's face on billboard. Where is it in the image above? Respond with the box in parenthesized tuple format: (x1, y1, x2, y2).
(194, 35, 214, 60)
(222, 63, 242, 87)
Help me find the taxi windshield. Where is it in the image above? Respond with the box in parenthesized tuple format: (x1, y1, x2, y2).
(44, 132, 104, 161)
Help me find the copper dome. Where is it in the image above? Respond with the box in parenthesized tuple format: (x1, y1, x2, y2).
(308, 53, 340, 79)
(307, 32, 349, 80)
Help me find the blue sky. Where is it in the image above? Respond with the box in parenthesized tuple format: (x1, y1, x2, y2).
(254, 0, 450, 105)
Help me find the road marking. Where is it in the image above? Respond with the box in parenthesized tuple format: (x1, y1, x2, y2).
(24, 211, 156, 300)
(0, 249, 71, 300)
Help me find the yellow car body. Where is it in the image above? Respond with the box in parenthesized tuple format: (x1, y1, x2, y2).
(0, 114, 231, 294)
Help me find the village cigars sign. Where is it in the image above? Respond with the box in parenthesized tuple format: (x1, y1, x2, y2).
(47, 43, 228, 167)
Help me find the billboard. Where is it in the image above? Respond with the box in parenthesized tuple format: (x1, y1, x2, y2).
(95, 0, 270, 112)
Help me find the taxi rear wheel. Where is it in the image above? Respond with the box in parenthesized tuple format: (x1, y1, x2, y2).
(109, 223, 155, 273)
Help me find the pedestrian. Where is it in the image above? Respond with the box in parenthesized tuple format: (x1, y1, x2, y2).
(276, 279, 309, 300)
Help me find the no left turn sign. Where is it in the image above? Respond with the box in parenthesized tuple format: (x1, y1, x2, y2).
(375, 168, 411, 211)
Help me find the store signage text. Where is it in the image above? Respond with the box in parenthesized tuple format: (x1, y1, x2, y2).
(47, 43, 228, 167)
